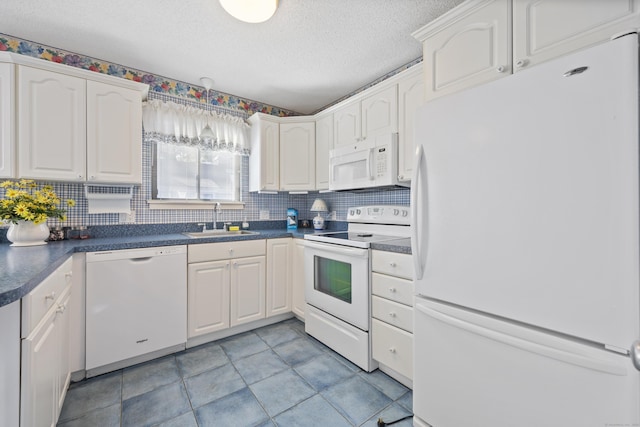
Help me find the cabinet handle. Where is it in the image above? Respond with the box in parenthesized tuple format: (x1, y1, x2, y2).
(496, 66, 505, 73)
(89, 175, 96, 180)
(389, 347, 396, 353)
(77, 174, 83, 180)
(233, 262, 238, 268)
(389, 262, 396, 267)
(65, 272, 73, 281)
(515, 59, 528, 69)
(389, 287, 397, 293)
(45, 292, 56, 301)
(389, 312, 397, 318)
(225, 263, 230, 269)
(56, 303, 66, 314)
(229, 249, 234, 255)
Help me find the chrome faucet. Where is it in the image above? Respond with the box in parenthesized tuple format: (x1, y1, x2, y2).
(212, 202, 221, 230)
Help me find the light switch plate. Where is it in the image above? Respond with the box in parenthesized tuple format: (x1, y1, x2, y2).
(259, 210, 270, 220)
(119, 210, 135, 223)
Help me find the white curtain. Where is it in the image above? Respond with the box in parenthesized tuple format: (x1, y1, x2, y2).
(142, 99, 250, 155)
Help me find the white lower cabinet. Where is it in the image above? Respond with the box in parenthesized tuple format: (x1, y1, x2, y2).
(21, 258, 73, 427)
(266, 238, 292, 317)
(187, 240, 266, 338)
(291, 239, 306, 319)
(371, 250, 413, 386)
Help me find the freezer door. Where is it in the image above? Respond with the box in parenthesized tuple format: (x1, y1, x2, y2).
(414, 299, 640, 427)
(412, 34, 639, 349)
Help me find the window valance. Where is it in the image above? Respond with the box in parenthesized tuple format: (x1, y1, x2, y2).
(142, 99, 250, 155)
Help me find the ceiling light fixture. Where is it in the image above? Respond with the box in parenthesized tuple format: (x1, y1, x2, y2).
(199, 77, 216, 141)
(219, 0, 278, 23)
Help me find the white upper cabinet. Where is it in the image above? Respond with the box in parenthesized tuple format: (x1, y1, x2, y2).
(333, 85, 398, 147)
(1, 52, 147, 184)
(279, 121, 316, 191)
(513, 0, 640, 70)
(249, 113, 280, 192)
(361, 85, 398, 141)
(18, 66, 87, 181)
(314, 113, 333, 190)
(86, 81, 142, 183)
(397, 65, 425, 182)
(0, 63, 14, 178)
(414, 0, 640, 101)
(333, 101, 361, 147)
(414, 0, 512, 101)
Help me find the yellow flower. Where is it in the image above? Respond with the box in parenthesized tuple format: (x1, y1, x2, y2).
(13, 203, 28, 216)
(5, 189, 18, 198)
(34, 214, 48, 224)
(66, 199, 75, 207)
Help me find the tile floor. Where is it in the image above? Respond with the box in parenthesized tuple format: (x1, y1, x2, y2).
(57, 318, 413, 427)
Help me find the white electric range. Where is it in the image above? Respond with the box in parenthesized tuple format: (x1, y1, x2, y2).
(303, 205, 411, 371)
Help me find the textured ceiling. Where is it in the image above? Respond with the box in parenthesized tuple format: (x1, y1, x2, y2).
(0, 0, 464, 114)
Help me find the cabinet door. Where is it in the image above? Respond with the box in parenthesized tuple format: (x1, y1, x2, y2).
(333, 101, 361, 147)
(266, 239, 292, 317)
(249, 116, 279, 191)
(361, 85, 397, 140)
(86, 81, 142, 184)
(56, 291, 71, 418)
(0, 62, 14, 178)
(397, 68, 424, 182)
(279, 122, 316, 191)
(315, 114, 333, 190)
(18, 66, 86, 181)
(421, 0, 511, 101)
(230, 256, 266, 327)
(187, 260, 230, 337)
(21, 306, 59, 427)
(513, 0, 640, 71)
(291, 239, 306, 319)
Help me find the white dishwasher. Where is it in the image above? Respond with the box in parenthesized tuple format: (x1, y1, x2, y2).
(86, 245, 187, 376)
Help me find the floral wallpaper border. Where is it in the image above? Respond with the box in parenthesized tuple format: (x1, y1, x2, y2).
(0, 33, 298, 117)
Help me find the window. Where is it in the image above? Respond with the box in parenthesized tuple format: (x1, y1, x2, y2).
(152, 143, 240, 201)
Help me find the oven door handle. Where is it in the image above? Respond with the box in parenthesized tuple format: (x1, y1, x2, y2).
(304, 240, 369, 257)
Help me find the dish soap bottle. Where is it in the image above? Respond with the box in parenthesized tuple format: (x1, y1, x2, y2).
(242, 217, 250, 230)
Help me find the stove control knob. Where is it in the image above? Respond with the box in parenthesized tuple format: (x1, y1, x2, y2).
(356, 209, 361, 215)
(349, 209, 354, 216)
(393, 209, 399, 216)
(402, 210, 408, 217)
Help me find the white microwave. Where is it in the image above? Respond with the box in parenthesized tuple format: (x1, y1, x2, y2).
(329, 133, 409, 191)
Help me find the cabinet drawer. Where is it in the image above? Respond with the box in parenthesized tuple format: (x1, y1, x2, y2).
(21, 257, 73, 338)
(372, 250, 413, 279)
(372, 318, 413, 380)
(188, 239, 266, 263)
(372, 272, 413, 306)
(372, 296, 413, 333)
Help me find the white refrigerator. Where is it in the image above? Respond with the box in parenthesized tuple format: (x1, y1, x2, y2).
(411, 34, 640, 427)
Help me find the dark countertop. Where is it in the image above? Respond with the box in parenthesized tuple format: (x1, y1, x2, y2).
(0, 226, 411, 308)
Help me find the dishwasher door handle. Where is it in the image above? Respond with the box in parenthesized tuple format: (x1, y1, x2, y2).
(130, 256, 153, 262)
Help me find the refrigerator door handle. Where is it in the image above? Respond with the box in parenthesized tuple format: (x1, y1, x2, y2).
(415, 302, 627, 376)
(632, 340, 640, 371)
(411, 144, 426, 280)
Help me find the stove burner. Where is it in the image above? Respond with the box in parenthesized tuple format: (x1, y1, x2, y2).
(356, 233, 373, 237)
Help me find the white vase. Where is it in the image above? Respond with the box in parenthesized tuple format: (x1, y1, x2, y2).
(6, 220, 49, 247)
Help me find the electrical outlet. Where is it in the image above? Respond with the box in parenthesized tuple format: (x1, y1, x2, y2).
(119, 210, 135, 223)
(259, 210, 270, 220)
(330, 211, 337, 220)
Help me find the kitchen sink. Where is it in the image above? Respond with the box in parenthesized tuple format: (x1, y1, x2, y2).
(182, 230, 259, 238)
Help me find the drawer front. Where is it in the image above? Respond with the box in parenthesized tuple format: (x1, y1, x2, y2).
(372, 273, 413, 306)
(372, 318, 413, 380)
(372, 250, 413, 280)
(372, 296, 413, 333)
(21, 257, 73, 338)
(188, 239, 266, 263)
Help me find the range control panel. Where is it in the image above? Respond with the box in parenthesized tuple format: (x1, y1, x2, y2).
(347, 205, 411, 225)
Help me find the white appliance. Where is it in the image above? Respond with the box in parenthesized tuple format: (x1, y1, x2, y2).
(304, 205, 411, 371)
(86, 245, 187, 377)
(329, 133, 409, 191)
(411, 34, 640, 427)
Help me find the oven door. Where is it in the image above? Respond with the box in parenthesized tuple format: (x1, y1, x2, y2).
(304, 240, 370, 331)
